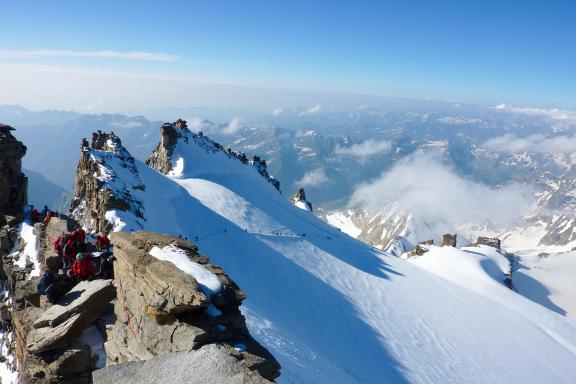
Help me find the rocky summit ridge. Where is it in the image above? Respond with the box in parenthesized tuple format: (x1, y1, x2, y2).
(0, 122, 281, 383)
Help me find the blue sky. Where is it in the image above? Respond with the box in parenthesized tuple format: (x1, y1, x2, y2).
(0, 0, 574, 113)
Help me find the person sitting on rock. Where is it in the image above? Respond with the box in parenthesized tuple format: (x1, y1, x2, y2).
(62, 236, 79, 270)
(43, 211, 53, 225)
(72, 252, 95, 280)
(73, 227, 87, 252)
(30, 208, 40, 223)
(97, 252, 116, 279)
(37, 271, 77, 304)
(75, 227, 86, 244)
(95, 233, 111, 251)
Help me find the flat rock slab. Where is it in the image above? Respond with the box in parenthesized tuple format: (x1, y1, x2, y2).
(93, 343, 272, 384)
(27, 279, 115, 353)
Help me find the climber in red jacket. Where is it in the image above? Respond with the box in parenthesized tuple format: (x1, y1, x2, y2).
(95, 233, 111, 251)
(72, 253, 95, 280)
(62, 238, 78, 270)
(74, 227, 86, 244)
(43, 211, 53, 225)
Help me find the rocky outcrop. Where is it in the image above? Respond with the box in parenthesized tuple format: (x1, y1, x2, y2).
(290, 188, 313, 212)
(105, 231, 280, 381)
(406, 239, 434, 257)
(0, 123, 27, 218)
(146, 120, 281, 192)
(442, 233, 457, 247)
(0, 217, 20, 259)
(70, 131, 145, 233)
(27, 279, 115, 353)
(477, 236, 501, 249)
(1, 213, 115, 383)
(145, 122, 181, 174)
(93, 344, 273, 384)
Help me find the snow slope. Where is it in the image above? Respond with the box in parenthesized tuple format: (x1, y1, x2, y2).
(91, 130, 576, 383)
(514, 250, 576, 319)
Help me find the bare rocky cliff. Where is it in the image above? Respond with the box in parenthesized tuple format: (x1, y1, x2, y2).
(97, 231, 280, 382)
(0, 123, 27, 218)
(69, 131, 145, 233)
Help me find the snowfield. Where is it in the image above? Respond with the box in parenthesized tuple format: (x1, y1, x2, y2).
(89, 130, 576, 383)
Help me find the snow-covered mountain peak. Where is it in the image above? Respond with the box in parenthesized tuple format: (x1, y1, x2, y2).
(67, 125, 576, 383)
(146, 120, 281, 191)
(70, 131, 145, 232)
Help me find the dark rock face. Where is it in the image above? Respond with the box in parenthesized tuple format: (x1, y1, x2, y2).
(477, 236, 501, 249)
(0, 123, 27, 217)
(106, 231, 281, 381)
(442, 233, 457, 247)
(145, 122, 180, 174)
(70, 131, 144, 233)
(410, 239, 434, 257)
(290, 188, 313, 211)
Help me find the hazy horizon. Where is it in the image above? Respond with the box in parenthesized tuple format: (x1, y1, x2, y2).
(1, 0, 574, 115)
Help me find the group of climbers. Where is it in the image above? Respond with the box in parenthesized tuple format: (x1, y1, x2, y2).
(40, 229, 115, 304)
(55, 227, 87, 271)
(29, 205, 53, 224)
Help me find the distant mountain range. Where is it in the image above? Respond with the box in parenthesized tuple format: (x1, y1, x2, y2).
(4, 103, 576, 251)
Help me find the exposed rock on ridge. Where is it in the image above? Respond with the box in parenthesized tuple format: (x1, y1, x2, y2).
(102, 231, 281, 381)
(94, 344, 273, 384)
(146, 120, 281, 192)
(70, 131, 145, 233)
(0, 123, 28, 217)
(290, 188, 313, 212)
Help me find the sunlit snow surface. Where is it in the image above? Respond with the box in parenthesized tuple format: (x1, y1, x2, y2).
(16, 222, 41, 278)
(149, 245, 222, 297)
(96, 131, 576, 383)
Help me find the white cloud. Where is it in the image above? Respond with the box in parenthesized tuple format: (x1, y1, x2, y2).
(437, 116, 482, 125)
(0, 49, 178, 62)
(110, 120, 143, 129)
(272, 107, 283, 116)
(298, 104, 322, 116)
(335, 139, 391, 159)
(495, 104, 576, 122)
(296, 168, 330, 188)
(483, 133, 576, 154)
(222, 117, 244, 135)
(349, 154, 532, 233)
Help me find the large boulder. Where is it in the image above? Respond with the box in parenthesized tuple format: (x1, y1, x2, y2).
(21, 342, 92, 384)
(27, 279, 116, 353)
(93, 343, 272, 384)
(105, 231, 280, 381)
